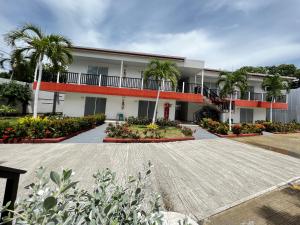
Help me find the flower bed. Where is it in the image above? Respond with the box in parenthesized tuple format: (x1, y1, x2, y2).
(200, 118, 264, 137)
(104, 119, 194, 143)
(255, 121, 300, 133)
(0, 114, 106, 143)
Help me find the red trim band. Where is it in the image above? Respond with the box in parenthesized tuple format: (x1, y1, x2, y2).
(234, 99, 288, 110)
(34, 82, 204, 103)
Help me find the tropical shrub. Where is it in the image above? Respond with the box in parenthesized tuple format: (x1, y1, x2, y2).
(0, 114, 106, 142)
(143, 123, 162, 139)
(105, 123, 141, 139)
(0, 105, 17, 116)
(126, 116, 152, 125)
(126, 117, 179, 128)
(156, 118, 179, 127)
(180, 126, 193, 136)
(232, 124, 242, 135)
(216, 123, 229, 135)
(259, 121, 300, 133)
(0, 164, 164, 225)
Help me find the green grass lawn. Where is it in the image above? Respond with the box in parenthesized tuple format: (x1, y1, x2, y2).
(130, 125, 187, 138)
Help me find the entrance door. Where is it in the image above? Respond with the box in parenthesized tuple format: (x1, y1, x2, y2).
(240, 108, 253, 123)
(84, 97, 106, 116)
(138, 100, 155, 119)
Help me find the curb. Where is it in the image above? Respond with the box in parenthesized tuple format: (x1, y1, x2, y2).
(201, 176, 300, 221)
(103, 137, 195, 143)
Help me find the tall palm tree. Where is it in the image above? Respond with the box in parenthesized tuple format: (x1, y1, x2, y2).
(217, 69, 248, 131)
(144, 59, 180, 123)
(262, 74, 289, 122)
(5, 24, 72, 118)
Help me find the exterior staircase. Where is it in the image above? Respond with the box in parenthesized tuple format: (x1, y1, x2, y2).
(193, 86, 232, 122)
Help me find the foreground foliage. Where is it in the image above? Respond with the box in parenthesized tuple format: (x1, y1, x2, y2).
(1, 164, 164, 225)
(0, 114, 106, 142)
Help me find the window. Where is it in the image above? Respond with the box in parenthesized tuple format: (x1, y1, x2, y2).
(84, 97, 106, 116)
(87, 66, 108, 75)
(138, 101, 155, 119)
(240, 108, 253, 123)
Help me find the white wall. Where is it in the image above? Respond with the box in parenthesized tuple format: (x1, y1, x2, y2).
(222, 106, 266, 123)
(68, 57, 150, 79)
(63, 93, 176, 120)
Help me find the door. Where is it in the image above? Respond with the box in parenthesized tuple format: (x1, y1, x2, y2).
(84, 97, 106, 116)
(95, 98, 106, 114)
(138, 100, 155, 119)
(240, 108, 254, 123)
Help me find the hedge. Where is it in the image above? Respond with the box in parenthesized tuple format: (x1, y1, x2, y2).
(0, 114, 106, 143)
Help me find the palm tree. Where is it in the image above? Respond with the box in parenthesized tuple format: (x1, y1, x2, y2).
(262, 74, 289, 122)
(5, 24, 72, 118)
(217, 69, 248, 131)
(0, 49, 34, 82)
(144, 59, 180, 123)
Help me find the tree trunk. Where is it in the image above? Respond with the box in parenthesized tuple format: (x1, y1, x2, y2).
(229, 94, 232, 131)
(270, 96, 274, 122)
(22, 102, 27, 115)
(33, 60, 43, 118)
(152, 87, 161, 124)
(52, 92, 58, 114)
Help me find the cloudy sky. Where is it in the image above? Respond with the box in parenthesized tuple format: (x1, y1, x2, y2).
(1, 0, 300, 69)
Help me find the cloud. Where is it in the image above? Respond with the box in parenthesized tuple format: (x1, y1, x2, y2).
(1, 0, 300, 71)
(204, 0, 274, 12)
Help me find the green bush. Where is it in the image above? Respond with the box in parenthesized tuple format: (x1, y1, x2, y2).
(216, 124, 229, 135)
(261, 121, 300, 133)
(126, 117, 179, 127)
(180, 126, 193, 136)
(1, 164, 165, 224)
(0, 105, 17, 116)
(200, 118, 229, 135)
(0, 114, 106, 142)
(126, 116, 152, 125)
(156, 118, 179, 127)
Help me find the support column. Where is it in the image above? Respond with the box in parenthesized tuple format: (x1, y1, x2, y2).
(56, 72, 60, 83)
(119, 60, 123, 88)
(201, 69, 204, 95)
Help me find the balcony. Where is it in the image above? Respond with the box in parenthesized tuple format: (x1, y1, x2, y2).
(42, 71, 204, 94)
(39, 72, 288, 109)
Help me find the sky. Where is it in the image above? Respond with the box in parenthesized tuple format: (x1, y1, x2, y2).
(1, 0, 300, 70)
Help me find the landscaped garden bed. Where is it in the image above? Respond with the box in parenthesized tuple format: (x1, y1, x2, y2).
(255, 120, 300, 134)
(103, 117, 194, 143)
(0, 114, 106, 143)
(200, 118, 264, 138)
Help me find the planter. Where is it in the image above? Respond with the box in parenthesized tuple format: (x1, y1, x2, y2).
(0, 126, 98, 144)
(103, 137, 195, 143)
(215, 133, 262, 138)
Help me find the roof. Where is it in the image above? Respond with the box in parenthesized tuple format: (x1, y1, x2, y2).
(71, 46, 185, 61)
(204, 68, 297, 80)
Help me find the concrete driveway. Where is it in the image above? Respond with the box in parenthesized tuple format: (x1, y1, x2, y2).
(0, 139, 300, 221)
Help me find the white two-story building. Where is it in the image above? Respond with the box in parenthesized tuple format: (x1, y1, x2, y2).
(35, 46, 291, 123)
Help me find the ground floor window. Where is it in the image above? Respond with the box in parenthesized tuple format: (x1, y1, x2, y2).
(138, 100, 155, 119)
(84, 97, 106, 116)
(240, 108, 253, 123)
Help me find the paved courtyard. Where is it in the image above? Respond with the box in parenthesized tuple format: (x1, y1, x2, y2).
(0, 139, 300, 221)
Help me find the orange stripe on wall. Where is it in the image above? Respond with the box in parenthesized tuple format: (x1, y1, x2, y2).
(234, 99, 288, 110)
(34, 82, 204, 103)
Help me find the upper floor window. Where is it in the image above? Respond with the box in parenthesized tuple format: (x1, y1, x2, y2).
(87, 66, 108, 76)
